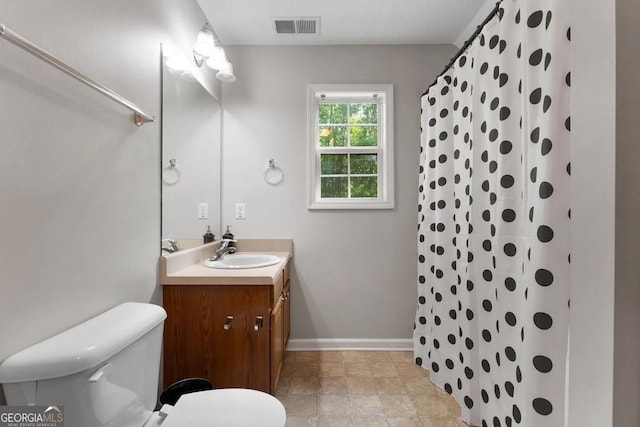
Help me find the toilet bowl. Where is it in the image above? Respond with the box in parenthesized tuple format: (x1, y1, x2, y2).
(0, 302, 286, 427)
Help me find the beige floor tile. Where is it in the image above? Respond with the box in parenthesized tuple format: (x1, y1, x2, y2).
(320, 377, 348, 395)
(317, 416, 354, 427)
(439, 395, 461, 418)
(394, 362, 429, 378)
(351, 415, 389, 426)
(342, 351, 369, 362)
(286, 416, 318, 426)
(282, 361, 297, 378)
(285, 394, 319, 417)
(319, 362, 346, 377)
(319, 394, 351, 416)
(277, 376, 291, 396)
(289, 377, 319, 394)
(296, 351, 321, 363)
(292, 363, 320, 377)
(344, 362, 373, 377)
(371, 362, 399, 378)
(386, 416, 426, 427)
(388, 351, 415, 363)
(346, 377, 378, 395)
(364, 351, 391, 362)
(318, 351, 344, 362)
(349, 395, 384, 416)
(380, 394, 417, 417)
(405, 378, 440, 397)
(375, 377, 409, 395)
(421, 416, 467, 427)
(411, 396, 450, 418)
(279, 351, 461, 427)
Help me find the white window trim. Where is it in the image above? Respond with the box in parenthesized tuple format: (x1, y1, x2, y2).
(307, 84, 394, 210)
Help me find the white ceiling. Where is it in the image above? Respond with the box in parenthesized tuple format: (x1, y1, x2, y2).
(196, 0, 489, 45)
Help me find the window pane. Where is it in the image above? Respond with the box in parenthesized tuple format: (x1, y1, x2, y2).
(351, 177, 378, 198)
(350, 126, 378, 147)
(319, 104, 347, 124)
(351, 154, 378, 174)
(321, 177, 348, 198)
(349, 103, 377, 124)
(319, 126, 347, 147)
(321, 154, 348, 174)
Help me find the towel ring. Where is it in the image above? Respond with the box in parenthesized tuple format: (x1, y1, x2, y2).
(263, 159, 284, 185)
(162, 158, 181, 185)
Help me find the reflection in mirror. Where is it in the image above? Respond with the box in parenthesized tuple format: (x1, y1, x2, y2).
(161, 44, 221, 250)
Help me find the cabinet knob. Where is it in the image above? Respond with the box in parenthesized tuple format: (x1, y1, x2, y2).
(254, 315, 264, 331)
(223, 315, 234, 331)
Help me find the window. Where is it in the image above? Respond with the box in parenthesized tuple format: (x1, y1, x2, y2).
(307, 84, 394, 209)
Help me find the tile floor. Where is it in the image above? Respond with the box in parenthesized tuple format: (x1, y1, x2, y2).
(276, 351, 467, 427)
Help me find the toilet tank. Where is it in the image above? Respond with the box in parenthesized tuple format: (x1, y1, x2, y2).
(0, 302, 167, 427)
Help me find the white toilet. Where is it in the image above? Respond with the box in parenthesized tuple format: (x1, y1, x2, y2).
(0, 302, 286, 427)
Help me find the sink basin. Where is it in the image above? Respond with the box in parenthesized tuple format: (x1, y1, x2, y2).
(203, 253, 281, 270)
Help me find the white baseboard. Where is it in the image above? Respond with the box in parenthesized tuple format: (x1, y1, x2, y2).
(286, 338, 413, 351)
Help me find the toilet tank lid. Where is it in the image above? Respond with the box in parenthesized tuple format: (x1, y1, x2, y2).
(0, 302, 167, 384)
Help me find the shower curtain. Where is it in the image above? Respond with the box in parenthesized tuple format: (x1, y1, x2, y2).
(414, 1, 570, 426)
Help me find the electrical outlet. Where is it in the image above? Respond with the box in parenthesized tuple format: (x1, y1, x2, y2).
(198, 203, 208, 219)
(235, 203, 246, 220)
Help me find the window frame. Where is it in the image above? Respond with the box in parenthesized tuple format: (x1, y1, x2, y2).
(307, 84, 394, 210)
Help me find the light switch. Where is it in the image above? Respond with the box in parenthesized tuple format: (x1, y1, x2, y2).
(235, 203, 246, 220)
(198, 203, 208, 219)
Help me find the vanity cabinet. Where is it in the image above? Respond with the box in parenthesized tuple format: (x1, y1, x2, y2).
(162, 260, 291, 395)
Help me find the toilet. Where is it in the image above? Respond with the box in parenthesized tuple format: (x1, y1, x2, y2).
(0, 302, 286, 427)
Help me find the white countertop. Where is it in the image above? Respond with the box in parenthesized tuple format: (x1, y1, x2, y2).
(160, 239, 292, 286)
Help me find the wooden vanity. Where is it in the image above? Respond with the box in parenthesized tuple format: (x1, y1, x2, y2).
(160, 240, 292, 394)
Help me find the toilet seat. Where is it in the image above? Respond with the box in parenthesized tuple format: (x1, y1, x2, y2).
(150, 388, 286, 427)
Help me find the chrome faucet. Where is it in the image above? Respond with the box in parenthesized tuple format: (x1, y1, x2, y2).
(209, 239, 237, 261)
(161, 239, 181, 253)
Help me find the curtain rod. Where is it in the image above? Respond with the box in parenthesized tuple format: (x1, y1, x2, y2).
(422, 1, 503, 97)
(0, 23, 155, 126)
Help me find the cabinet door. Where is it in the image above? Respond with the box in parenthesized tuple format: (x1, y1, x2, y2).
(283, 281, 291, 345)
(211, 286, 271, 392)
(270, 294, 284, 392)
(163, 286, 219, 388)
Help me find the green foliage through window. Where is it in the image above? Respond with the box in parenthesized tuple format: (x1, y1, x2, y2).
(318, 103, 378, 147)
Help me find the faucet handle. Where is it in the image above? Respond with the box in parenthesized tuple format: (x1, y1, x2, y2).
(161, 239, 180, 252)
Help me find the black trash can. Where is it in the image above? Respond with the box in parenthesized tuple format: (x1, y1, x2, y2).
(159, 378, 214, 406)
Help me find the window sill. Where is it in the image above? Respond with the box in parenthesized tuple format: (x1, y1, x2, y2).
(308, 199, 394, 210)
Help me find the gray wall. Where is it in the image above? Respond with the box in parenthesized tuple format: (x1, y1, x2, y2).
(220, 45, 456, 342)
(0, 0, 212, 401)
(570, 0, 640, 426)
(569, 0, 616, 423)
(613, 0, 640, 424)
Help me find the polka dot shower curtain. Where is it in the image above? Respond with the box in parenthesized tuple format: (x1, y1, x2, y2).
(414, 1, 570, 426)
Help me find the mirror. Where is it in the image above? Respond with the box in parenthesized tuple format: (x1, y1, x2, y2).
(161, 44, 222, 248)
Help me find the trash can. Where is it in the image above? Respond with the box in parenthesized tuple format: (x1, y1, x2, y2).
(159, 378, 214, 406)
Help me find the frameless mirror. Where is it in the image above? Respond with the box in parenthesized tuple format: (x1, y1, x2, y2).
(161, 44, 222, 249)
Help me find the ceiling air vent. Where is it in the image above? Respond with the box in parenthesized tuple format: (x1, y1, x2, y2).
(272, 17, 320, 36)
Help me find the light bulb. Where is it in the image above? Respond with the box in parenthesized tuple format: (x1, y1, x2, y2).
(205, 46, 227, 70)
(193, 28, 216, 58)
(216, 60, 236, 82)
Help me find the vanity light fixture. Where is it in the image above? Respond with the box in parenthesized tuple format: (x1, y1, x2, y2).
(192, 24, 236, 82)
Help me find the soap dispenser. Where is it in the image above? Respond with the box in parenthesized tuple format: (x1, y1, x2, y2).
(203, 225, 215, 244)
(222, 225, 234, 240)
